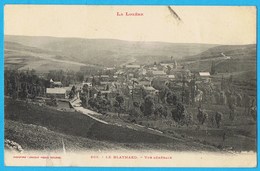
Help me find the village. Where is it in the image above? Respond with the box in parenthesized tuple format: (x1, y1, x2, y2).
(4, 48, 258, 155)
(4, 55, 256, 123)
(37, 57, 255, 128)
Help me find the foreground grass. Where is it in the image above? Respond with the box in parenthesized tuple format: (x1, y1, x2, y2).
(93, 104, 256, 152)
(5, 119, 217, 152)
(5, 119, 122, 152)
(5, 98, 218, 152)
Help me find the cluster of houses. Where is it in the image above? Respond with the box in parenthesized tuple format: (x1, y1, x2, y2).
(46, 61, 212, 101)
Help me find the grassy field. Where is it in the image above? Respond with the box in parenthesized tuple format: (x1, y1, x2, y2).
(93, 103, 256, 152)
(4, 98, 217, 152)
(5, 119, 122, 152)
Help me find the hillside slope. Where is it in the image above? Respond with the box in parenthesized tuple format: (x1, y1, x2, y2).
(5, 41, 97, 72)
(181, 44, 256, 77)
(5, 35, 217, 67)
(184, 44, 256, 61)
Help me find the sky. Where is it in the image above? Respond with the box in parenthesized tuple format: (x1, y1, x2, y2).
(4, 5, 256, 45)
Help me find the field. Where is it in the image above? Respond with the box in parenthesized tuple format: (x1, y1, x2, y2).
(4, 41, 95, 72)
(93, 103, 256, 152)
(5, 98, 218, 152)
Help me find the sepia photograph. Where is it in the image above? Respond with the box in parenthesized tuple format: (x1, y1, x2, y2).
(3, 5, 257, 167)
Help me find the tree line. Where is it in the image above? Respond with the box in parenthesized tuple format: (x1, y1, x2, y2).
(5, 69, 48, 100)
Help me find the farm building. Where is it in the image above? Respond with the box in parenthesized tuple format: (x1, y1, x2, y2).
(199, 72, 211, 77)
(143, 86, 157, 95)
(125, 64, 141, 69)
(100, 75, 110, 81)
(82, 81, 92, 87)
(152, 70, 167, 77)
(46, 88, 67, 99)
(197, 72, 211, 83)
(167, 75, 176, 80)
(50, 79, 63, 88)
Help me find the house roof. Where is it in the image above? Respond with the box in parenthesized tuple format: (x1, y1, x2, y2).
(152, 70, 166, 75)
(46, 88, 66, 94)
(105, 67, 115, 70)
(126, 65, 140, 68)
(199, 72, 211, 76)
(50, 79, 62, 85)
(101, 75, 110, 78)
(143, 86, 156, 91)
(160, 63, 173, 68)
(168, 75, 175, 79)
(51, 81, 62, 85)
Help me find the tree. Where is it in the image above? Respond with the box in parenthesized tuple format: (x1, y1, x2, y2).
(82, 84, 89, 94)
(140, 95, 154, 116)
(154, 104, 168, 119)
(92, 76, 96, 86)
(88, 97, 96, 109)
(69, 86, 76, 99)
(189, 78, 196, 104)
(171, 103, 185, 123)
(115, 94, 124, 117)
(215, 112, 222, 128)
(166, 91, 177, 105)
(133, 101, 140, 108)
(166, 65, 171, 75)
(129, 102, 141, 118)
(141, 88, 148, 99)
(98, 97, 110, 114)
(210, 61, 216, 75)
(19, 83, 28, 100)
(75, 72, 84, 82)
(197, 107, 208, 125)
(158, 86, 169, 103)
(80, 94, 87, 107)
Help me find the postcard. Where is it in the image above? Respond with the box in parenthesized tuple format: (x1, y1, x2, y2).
(4, 5, 257, 167)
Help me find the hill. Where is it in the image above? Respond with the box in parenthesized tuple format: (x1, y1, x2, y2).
(5, 98, 217, 152)
(181, 44, 256, 75)
(4, 41, 97, 72)
(184, 44, 256, 61)
(5, 35, 217, 68)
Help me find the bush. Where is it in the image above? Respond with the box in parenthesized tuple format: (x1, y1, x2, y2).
(197, 107, 208, 125)
(171, 103, 185, 123)
(140, 95, 154, 116)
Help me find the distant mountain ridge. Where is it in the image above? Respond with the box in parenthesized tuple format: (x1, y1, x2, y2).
(6, 35, 255, 76)
(5, 35, 218, 67)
